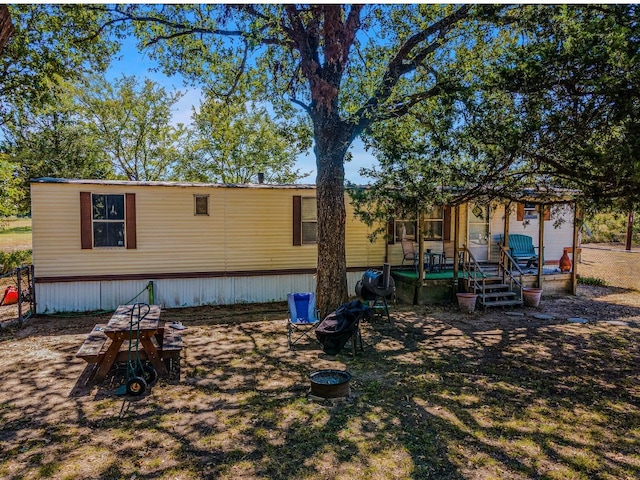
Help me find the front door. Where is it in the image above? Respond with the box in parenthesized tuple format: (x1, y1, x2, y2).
(468, 203, 490, 262)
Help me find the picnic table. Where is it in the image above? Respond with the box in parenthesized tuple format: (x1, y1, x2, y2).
(76, 304, 183, 382)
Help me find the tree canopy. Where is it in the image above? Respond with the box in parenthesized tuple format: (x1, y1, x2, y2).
(353, 4, 640, 233)
(94, 4, 505, 313)
(178, 91, 312, 184)
(73, 74, 187, 181)
(1, 5, 116, 127)
(2, 4, 639, 314)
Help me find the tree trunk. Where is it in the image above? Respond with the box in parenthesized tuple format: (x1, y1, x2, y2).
(0, 5, 14, 53)
(313, 116, 350, 317)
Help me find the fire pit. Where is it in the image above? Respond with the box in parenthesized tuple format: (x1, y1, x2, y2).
(309, 369, 352, 398)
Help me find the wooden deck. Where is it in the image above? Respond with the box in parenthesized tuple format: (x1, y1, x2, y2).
(391, 265, 572, 306)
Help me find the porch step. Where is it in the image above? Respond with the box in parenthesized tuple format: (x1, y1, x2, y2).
(478, 283, 511, 291)
(480, 290, 517, 300)
(482, 299, 524, 308)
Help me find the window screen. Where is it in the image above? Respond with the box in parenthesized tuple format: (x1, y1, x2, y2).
(301, 197, 317, 244)
(194, 195, 209, 216)
(92, 194, 125, 247)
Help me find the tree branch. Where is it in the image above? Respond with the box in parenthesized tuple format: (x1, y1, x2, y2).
(352, 5, 472, 132)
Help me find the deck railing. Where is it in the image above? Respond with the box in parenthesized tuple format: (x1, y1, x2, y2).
(498, 247, 524, 300)
(460, 247, 524, 303)
(460, 247, 489, 294)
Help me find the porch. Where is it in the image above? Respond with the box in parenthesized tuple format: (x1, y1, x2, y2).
(390, 253, 574, 307)
(385, 197, 581, 307)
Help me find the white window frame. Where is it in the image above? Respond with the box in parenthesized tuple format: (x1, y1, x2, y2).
(423, 206, 444, 241)
(301, 197, 317, 244)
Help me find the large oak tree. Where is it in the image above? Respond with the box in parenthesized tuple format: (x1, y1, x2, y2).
(97, 4, 503, 314)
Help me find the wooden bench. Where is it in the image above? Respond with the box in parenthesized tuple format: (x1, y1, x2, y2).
(75, 324, 108, 363)
(76, 323, 183, 364)
(154, 325, 183, 359)
(502, 234, 540, 267)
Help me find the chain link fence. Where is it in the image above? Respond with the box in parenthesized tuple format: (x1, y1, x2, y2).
(578, 244, 640, 291)
(0, 265, 35, 329)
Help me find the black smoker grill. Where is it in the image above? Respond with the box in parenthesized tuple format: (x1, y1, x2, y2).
(355, 263, 394, 321)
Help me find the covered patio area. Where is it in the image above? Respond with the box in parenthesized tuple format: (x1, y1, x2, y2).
(384, 190, 581, 307)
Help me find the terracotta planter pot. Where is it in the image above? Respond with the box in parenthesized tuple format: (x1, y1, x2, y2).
(456, 293, 478, 313)
(522, 288, 543, 307)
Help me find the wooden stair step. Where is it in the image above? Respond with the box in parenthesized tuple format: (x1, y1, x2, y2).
(480, 283, 512, 290)
(480, 291, 517, 299)
(482, 299, 524, 307)
(478, 276, 503, 282)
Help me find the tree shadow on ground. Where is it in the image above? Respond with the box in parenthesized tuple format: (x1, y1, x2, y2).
(1, 287, 639, 478)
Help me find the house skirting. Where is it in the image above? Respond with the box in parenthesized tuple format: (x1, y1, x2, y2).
(34, 271, 369, 314)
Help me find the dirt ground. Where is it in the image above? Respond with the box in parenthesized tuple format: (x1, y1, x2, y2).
(1, 245, 640, 478)
(1, 283, 640, 479)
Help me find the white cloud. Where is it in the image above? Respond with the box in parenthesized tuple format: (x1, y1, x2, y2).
(171, 88, 202, 127)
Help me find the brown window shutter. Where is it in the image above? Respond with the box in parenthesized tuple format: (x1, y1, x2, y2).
(125, 193, 137, 249)
(293, 196, 302, 246)
(543, 206, 551, 221)
(443, 206, 452, 241)
(516, 203, 524, 221)
(387, 220, 395, 244)
(80, 192, 93, 249)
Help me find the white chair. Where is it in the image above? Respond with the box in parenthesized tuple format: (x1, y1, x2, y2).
(401, 239, 418, 270)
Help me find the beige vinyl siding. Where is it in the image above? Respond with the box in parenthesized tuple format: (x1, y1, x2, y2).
(345, 196, 386, 267)
(31, 182, 385, 279)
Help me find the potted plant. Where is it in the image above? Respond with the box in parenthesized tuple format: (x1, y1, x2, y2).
(456, 292, 478, 313)
(522, 288, 543, 307)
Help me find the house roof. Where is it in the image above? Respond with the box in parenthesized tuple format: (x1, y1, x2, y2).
(30, 177, 317, 190)
(31, 177, 580, 203)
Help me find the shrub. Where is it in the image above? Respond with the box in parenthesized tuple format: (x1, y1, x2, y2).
(0, 249, 32, 274)
(582, 211, 640, 244)
(578, 275, 607, 287)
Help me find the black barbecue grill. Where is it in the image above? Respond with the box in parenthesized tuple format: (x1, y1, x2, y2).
(355, 263, 394, 321)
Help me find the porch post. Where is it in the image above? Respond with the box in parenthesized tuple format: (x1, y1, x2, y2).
(416, 212, 425, 304)
(453, 205, 460, 294)
(571, 201, 581, 295)
(537, 204, 545, 288)
(504, 202, 510, 247)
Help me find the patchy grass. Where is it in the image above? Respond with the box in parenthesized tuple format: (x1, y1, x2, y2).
(578, 275, 608, 287)
(0, 218, 32, 250)
(1, 291, 640, 479)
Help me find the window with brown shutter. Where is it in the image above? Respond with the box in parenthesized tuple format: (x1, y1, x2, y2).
(80, 192, 136, 249)
(516, 203, 551, 221)
(301, 197, 317, 244)
(292, 195, 317, 245)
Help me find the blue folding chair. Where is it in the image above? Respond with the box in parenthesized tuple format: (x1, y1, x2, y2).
(287, 292, 320, 349)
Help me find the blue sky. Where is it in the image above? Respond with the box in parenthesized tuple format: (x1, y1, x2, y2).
(108, 37, 376, 185)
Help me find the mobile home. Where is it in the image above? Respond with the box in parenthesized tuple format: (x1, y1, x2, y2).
(31, 178, 577, 313)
